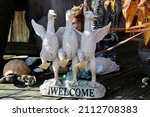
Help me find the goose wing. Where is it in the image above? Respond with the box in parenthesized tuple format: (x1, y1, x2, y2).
(31, 19, 46, 39)
(93, 22, 111, 43)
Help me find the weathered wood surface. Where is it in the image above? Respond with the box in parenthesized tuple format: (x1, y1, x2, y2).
(101, 42, 148, 100)
(1, 41, 149, 100)
(9, 11, 29, 42)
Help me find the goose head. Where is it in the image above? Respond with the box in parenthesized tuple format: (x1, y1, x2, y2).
(48, 10, 57, 20)
(65, 10, 73, 21)
(84, 11, 97, 21)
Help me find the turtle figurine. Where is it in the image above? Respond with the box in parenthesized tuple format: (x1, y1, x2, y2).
(0, 59, 36, 86)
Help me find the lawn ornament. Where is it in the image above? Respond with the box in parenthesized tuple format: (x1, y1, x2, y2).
(0, 59, 36, 86)
(56, 10, 81, 87)
(32, 10, 60, 86)
(39, 7, 110, 98)
(69, 8, 111, 87)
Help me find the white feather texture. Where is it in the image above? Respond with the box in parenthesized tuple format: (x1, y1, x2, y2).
(76, 10, 111, 87)
(57, 10, 82, 58)
(56, 10, 82, 87)
(31, 10, 59, 69)
(56, 10, 81, 68)
(32, 10, 60, 86)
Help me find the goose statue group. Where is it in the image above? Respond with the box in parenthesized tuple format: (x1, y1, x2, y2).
(32, 8, 111, 86)
(32, 7, 113, 98)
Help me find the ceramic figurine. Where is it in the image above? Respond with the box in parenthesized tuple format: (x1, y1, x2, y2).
(3, 59, 31, 76)
(0, 59, 36, 86)
(31, 10, 60, 86)
(69, 7, 111, 87)
(39, 9, 108, 98)
(56, 10, 81, 86)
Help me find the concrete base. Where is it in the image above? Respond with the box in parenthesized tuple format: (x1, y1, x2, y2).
(40, 78, 106, 99)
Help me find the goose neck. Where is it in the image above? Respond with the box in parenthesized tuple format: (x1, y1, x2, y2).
(47, 19, 55, 34)
(84, 18, 92, 32)
(66, 20, 73, 29)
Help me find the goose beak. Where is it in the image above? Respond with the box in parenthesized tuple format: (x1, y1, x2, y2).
(52, 12, 57, 18)
(48, 10, 57, 18)
(91, 15, 97, 21)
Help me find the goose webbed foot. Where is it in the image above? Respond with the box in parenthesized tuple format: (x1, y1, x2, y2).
(77, 61, 88, 69)
(59, 59, 69, 68)
(39, 62, 51, 70)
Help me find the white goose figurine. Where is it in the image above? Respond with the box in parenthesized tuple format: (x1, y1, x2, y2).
(70, 9, 111, 87)
(31, 10, 60, 86)
(56, 10, 81, 86)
